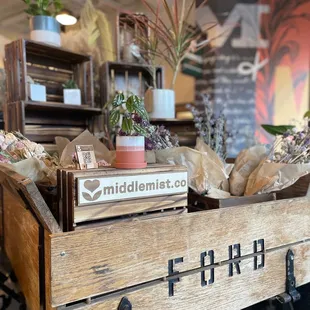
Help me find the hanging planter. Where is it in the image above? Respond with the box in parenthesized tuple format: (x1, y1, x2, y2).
(24, 0, 63, 47)
(109, 93, 149, 169)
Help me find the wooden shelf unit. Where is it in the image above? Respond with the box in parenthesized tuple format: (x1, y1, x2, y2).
(4, 101, 101, 144)
(100, 61, 164, 105)
(4, 39, 94, 106)
(4, 39, 101, 146)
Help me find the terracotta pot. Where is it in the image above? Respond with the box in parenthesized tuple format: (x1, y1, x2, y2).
(115, 136, 147, 169)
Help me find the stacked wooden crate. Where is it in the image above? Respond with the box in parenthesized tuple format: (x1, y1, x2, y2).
(4, 39, 102, 148)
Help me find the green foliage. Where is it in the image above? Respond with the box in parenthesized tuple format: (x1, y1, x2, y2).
(304, 110, 310, 119)
(109, 93, 149, 136)
(22, 0, 63, 17)
(62, 80, 78, 89)
(261, 124, 295, 136)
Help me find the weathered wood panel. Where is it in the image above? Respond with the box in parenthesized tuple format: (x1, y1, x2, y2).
(0, 166, 60, 234)
(74, 193, 187, 223)
(50, 197, 310, 306)
(3, 189, 41, 310)
(64, 242, 310, 310)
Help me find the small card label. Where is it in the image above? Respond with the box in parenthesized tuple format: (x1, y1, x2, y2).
(75, 145, 97, 170)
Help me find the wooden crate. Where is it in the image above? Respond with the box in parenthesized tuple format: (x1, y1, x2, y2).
(57, 165, 188, 231)
(276, 173, 310, 200)
(3, 101, 101, 144)
(188, 191, 276, 211)
(4, 39, 94, 106)
(100, 61, 164, 106)
(1, 166, 310, 310)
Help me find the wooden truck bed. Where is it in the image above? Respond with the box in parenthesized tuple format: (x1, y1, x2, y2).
(0, 167, 309, 309)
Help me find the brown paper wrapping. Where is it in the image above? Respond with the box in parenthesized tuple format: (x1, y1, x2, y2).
(245, 161, 310, 196)
(4, 158, 57, 185)
(229, 145, 268, 196)
(59, 130, 112, 167)
(155, 139, 230, 197)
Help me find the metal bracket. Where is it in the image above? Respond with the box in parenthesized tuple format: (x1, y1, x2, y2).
(276, 249, 301, 304)
(118, 297, 132, 310)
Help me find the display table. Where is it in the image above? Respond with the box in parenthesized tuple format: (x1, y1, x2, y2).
(0, 166, 309, 309)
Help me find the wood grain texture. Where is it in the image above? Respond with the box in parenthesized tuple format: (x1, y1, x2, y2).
(45, 230, 56, 310)
(3, 189, 41, 310)
(276, 173, 310, 200)
(50, 197, 310, 306)
(188, 191, 276, 210)
(63, 242, 310, 310)
(74, 193, 187, 223)
(0, 166, 60, 233)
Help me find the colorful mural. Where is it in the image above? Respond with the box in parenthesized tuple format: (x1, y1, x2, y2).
(256, 0, 310, 143)
(189, 0, 310, 155)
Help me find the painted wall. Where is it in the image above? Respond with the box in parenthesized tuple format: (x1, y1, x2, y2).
(193, 0, 310, 155)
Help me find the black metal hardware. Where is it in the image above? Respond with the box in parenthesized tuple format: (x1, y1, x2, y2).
(168, 257, 183, 297)
(276, 249, 301, 305)
(118, 297, 132, 310)
(229, 244, 241, 277)
(254, 239, 265, 270)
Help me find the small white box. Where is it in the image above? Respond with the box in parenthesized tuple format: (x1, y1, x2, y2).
(28, 84, 46, 102)
(64, 89, 81, 105)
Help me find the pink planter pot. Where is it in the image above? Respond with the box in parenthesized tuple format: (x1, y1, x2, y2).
(115, 136, 147, 169)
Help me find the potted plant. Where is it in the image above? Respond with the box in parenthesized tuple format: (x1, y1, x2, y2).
(27, 76, 47, 102)
(62, 80, 81, 105)
(132, 0, 211, 119)
(23, 0, 63, 47)
(109, 93, 149, 169)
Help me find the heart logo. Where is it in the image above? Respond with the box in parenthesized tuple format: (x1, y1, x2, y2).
(84, 180, 100, 193)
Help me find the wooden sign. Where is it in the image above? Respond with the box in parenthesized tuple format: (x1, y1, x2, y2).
(77, 171, 188, 205)
(57, 165, 188, 231)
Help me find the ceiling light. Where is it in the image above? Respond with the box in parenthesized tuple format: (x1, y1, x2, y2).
(56, 10, 77, 26)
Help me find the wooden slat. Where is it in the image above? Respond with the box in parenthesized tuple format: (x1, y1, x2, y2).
(13, 41, 20, 101)
(3, 189, 41, 310)
(23, 101, 101, 114)
(25, 111, 87, 126)
(74, 193, 187, 223)
(62, 242, 310, 310)
(188, 192, 276, 210)
(27, 64, 72, 84)
(50, 197, 310, 306)
(45, 230, 55, 310)
(19, 39, 28, 100)
(25, 39, 91, 64)
(4, 43, 13, 103)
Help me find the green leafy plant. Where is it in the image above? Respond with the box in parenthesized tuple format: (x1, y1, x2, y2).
(109, 93, 149, 136)
(62, 80, 78, 89)
(261, 124, 295, 136)
(132, 0, 212, 89)
(22, 0, 63, 17)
